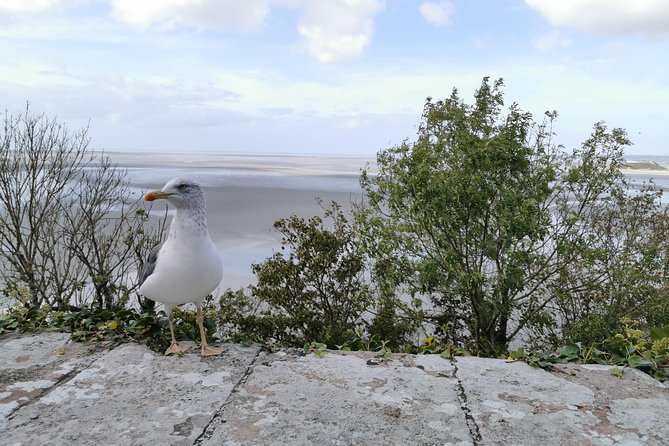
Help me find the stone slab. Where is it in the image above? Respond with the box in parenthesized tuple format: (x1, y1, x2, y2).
(2, 333, 669, 446)
(455, 357, 669, 446)
(1, 341, 260, 446)
(0, 332, 72, 371)
(1, 332, 104, 424)
(201, 350, 474, 446)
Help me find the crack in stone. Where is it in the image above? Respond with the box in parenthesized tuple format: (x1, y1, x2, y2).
(451, 357, 482, 445)
(193, 348, 263, 445)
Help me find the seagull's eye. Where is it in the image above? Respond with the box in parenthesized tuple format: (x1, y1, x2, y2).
(177, 184, 189, 190)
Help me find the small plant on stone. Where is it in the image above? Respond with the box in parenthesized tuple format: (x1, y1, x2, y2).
(304, 341, 328, 357)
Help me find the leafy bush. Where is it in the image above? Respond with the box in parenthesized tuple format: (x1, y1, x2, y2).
(552, 184, 669, 345)
(356, 77, 666, 356)
(214, 201, 422, 350)
(244, 201, 372, 347)
(510, 319, 669, 381)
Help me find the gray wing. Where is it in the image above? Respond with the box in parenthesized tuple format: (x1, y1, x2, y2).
(139, 243, 163, 287)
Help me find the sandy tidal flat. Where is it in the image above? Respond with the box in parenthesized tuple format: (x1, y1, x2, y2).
(115, 152, 371, 290)
(620, 168, 669, 177)
(108, 151, 377, 177)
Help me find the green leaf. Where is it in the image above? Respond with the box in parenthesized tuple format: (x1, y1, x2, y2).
(508, 348, 527, 360)
(627, 355, 654, 369)
(650, 326, 669, 341)
(555, 343, 580, 360)
(610, 366, 623, 379)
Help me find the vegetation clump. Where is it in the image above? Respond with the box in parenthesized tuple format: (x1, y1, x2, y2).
(0, 106, 165, 311)
(1, 80, 668, 381)
(213, 78, 668, 380)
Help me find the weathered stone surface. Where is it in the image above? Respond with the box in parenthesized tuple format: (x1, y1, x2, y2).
(0, 332, 103, 424)
(455, 357, 669, 446)
(1, 332, 72, 371)
(2, 333, 668, 446)
(201, 350, 473, 446)
(1, 341, 259, 446)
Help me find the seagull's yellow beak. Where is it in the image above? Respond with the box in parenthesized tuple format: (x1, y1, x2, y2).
(144, 190, 173, 202)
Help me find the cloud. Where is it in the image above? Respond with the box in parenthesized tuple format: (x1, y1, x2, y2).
(533, 31, 572, 52)
(109, 0, 385, 63)
(525, 0, 669, 35)
(110, 0, 270, 32)
(419, 1, 454, 27)
(294, 0, 385, 63)
(0, 0, 79, 16)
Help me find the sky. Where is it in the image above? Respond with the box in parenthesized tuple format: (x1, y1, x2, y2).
(0, 0, 668, 156)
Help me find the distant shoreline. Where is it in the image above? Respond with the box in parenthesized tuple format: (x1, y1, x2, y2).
(105, 151, 377, 176)
(620, 168, 669, 178)
(622, 160, 668, 172)
(105, 151, 669, 179)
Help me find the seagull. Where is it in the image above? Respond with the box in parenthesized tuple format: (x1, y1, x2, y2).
(139, 177, 225, 356)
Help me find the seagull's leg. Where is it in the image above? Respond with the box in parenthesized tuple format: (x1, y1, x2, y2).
(164, 308, 191, 355)
(197, 305, 225, 356)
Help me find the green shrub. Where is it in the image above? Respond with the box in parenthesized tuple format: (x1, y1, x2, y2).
(241, 201, 373, 347)
(356, 76, 667, 356)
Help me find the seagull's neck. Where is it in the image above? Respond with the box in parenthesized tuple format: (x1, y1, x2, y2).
(168, 205, 210, 241)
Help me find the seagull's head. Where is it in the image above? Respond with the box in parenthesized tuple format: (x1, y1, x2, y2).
(144, 177, 206, 209)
